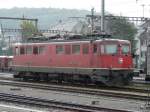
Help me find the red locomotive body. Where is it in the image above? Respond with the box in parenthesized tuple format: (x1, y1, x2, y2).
(12, 38, 133, 86)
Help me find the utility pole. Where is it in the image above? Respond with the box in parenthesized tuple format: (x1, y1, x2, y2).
(141, 4, 145, 17)
(91, 8, 94, 33)
(149, 5, 150, 17)
(101, 0, 105, 32)
(8, 36, 11, 56)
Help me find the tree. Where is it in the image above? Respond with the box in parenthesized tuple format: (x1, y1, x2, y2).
(20, 20, 38, 42)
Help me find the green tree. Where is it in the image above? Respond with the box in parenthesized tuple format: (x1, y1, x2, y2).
(20, 20, 38, 42)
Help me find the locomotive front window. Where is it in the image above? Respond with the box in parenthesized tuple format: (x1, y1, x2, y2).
(105, 44, 117, 54)
(122, 45, 129, 54)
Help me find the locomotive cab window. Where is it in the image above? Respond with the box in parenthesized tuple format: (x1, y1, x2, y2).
(72, 45, 80, 54)
(105, 44, 117, 54)
(56, 45, 64, 54)
(122, 45, 130, 54)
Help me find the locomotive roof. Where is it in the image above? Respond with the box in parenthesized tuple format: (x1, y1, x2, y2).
(13, 39, 130, 46)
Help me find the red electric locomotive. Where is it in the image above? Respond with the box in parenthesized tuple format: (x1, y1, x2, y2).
(12, 35, 133, 86)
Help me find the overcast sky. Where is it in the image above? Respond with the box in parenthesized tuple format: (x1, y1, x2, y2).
(1, 0, 150, 17)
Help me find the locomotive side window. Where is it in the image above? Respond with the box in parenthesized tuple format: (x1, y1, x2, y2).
(93, 44, 97, 53)
(105, 44, 117, 54)
(122, 45, 130, 54)
(56, 45, 64, 54)
(15, 47, 19, 55)
(82, 44, 89, 54)
(20, 47, 25, 55)
(33, 46, 38, 55)
(26, 46, 32, 54)
(72, 45, 80, 54)
(65, 45, 71, 54)
(101, 45, 105, 54)
(39, 46, 45, 54)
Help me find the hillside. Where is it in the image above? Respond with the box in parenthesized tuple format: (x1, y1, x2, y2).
(0, 8, 90, 29)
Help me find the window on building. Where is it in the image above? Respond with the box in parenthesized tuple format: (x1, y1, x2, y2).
(65, 45, 71, 54)
(72, 45, 80, 54)
(93, 44, 97, 53)
(105, 44, 117, 54)
(82, 44, 89, 54)
(26, 46, 32, 54)
(20, 47, 25, 55)
(56, 45, 64, 54)
(33, 46, 38, 55)
(39, 46, 45, 54)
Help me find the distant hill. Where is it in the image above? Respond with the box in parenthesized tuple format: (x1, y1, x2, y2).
(0, 8, 90, 29)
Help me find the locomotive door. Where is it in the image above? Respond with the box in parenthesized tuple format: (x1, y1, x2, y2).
(90, 43, 99, 67)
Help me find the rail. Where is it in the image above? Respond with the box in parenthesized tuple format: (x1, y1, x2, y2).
(0, 79, 148, 101)
(0, 92, 131, 112)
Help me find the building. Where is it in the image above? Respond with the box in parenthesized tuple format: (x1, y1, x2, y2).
(136, 20, 150, 69)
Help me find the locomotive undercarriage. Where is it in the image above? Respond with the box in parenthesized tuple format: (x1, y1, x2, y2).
(13, 66, 133, 86)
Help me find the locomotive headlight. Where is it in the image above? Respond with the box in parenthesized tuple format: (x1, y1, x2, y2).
(118, 58, 123, 64)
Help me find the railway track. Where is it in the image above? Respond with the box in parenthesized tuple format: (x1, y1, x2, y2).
(0, 75, 149, 92)
(0, 78, 149, 101)
(0, 92, 132, 112)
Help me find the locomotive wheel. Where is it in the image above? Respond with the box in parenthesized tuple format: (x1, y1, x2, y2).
(34, 75, 40, 81)
(22, 76, 29, 81)
(57, 74, 63, 83)
(39, 74, 49, 82)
